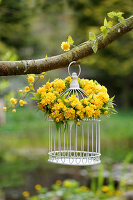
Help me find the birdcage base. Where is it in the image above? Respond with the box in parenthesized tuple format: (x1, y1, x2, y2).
(48, 150, 101, 166)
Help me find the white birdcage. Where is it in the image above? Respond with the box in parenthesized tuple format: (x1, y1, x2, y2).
(48, 61, 101, 166)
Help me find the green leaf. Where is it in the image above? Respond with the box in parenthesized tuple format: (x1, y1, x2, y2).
(117, 12, 124, 17)
(118, 16, 126, 25)
(102, 28, 108, 39)
(110, 95, 115, 101)
(30, 196, 38, 200)
(28, 74, 35, 77)
(30, 84, 35, 91)
(107, 21, 113, 28)
(97, 164, 104, 190)
(100, 26, 106, 32)
(89, 32, 96, 41)
(67, 35, 74, 45)
(107, 11, 116, 18)
(104, 17, 108, 26)
(92, 40, 98, 53)
(108, 11, 124, 19)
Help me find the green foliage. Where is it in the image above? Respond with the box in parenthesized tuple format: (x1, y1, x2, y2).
(1, 50, 18, 61)
(97, 164, 104, 190)
(0, 80, 9, 93)
(92, 40, 98, 53)
(89, 32, 98, 53)
(67, 35, 74, 45)
(89, 32, 96, 41)
(100, 17, 113, 39)
(108, 11, 126, 25)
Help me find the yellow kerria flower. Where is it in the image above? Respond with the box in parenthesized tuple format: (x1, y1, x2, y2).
(63, 181, 71, 187)
(65, 76, 71, 83)
(12, 109, 16, 113)
(65, 108, 75, 120)
(41, 92, 56, 106)
(80, 186, 89, 191)
(61, 42, 70, 51)
(25, 86, 30, 92)
(85, 106, 94, 118)
(18, 90, 23, 93)
(56, 118, 59, 122)
(35, 184, 42, 190)
(40, 75, 44, 79)
(106, 191, 112, 196)
(28, 76, 34, 83)
(104, 110, 108, 115)
(22, 191, 30, 198)
(114, 190, 121, 196)
(94, 110, 101, 118)
(19, 100, 27, 106)
(77, 121, 81, 126)
(56, 180, 62, 186)
(3, 107, 7, 111)
(53, 79, 66, 93)
(10, 98, 17, 104)
(102, 185, 109, 193)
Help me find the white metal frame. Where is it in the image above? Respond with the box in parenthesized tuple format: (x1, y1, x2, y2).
(48, 118, 101, 166)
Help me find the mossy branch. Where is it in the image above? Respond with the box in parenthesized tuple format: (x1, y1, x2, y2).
(0, 15, 133, 76)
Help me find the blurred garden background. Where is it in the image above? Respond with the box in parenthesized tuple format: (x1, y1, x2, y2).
(0, 0, 133, 199)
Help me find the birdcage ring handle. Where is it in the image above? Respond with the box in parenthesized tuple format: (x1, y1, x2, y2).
(68, 61, 81, 77)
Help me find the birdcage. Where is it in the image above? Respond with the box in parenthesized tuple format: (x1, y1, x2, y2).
(48, 61, 101, 166)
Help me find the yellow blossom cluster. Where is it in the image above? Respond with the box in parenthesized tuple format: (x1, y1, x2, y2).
(34, 77, 114, 125)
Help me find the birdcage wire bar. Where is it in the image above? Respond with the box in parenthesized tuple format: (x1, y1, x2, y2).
(48, 118, 101, 166)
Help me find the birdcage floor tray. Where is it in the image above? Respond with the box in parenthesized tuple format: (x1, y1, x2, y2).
(48, 150, 101, 166)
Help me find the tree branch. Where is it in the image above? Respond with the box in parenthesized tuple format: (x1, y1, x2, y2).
(0, 16, 133, 76)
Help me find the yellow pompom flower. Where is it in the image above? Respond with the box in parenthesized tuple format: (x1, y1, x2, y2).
(53, 79, 66, 93)
(114, 190, 121, 196)
(25, 86, 30, 92)
(77, 121, 81, 126)
(61, 42, 70, 51)
(40, 75, 44, 79)
(94, 110, 101, 118)
(35, 184, 42, 190)
(3, 107, 7, 111)
(65, 76, 71, 83)
(19, 100, 27, 106)
(65, 108, 75, 120)
(18, 90, 23, 93)
(12, 109, 16, 113)
(10, 98, 17, 104)
(80, 186, 89, 191)
(28, 76, 34, 83)
(22, 191, 30, 198)
(104, 110, 108, 115)
(102, 185, 109, 193)
(56, 180, 62, 186)
(85, 106, 94, 118)
(63, 181, 71, 187)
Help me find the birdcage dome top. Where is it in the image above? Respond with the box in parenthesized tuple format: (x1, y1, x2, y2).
(60, 61, 89, 101)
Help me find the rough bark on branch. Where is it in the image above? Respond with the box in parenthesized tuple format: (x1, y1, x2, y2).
(0, 16, 133, 76)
